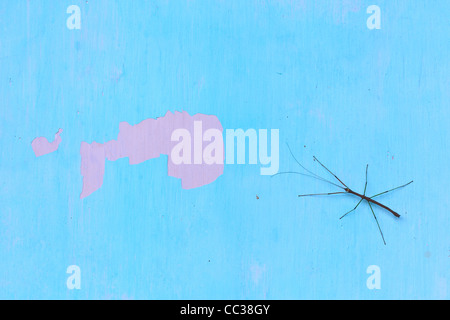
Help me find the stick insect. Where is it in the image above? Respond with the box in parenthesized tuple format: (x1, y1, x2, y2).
(273, 144, 413, 245)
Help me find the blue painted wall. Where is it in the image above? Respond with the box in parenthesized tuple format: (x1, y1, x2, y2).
(0, 0, 448, 299)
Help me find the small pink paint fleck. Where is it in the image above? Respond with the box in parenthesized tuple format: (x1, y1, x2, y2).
(31, 129, 63, 157)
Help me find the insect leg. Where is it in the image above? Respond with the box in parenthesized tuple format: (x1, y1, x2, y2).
(363, 165, 368, 196)
(368, 201, 386, 245)
(313, 156, 349, 189)
(340, 198, 363, 220)
(370, 181, 414, 199)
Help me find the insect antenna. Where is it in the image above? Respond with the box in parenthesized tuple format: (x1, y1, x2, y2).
(275, 143, 345, 190)
(298, 192, 346, 197)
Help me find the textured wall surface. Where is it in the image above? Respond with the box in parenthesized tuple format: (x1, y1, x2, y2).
(0, 0, 448, 299)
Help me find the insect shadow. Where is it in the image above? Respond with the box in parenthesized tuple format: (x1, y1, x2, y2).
(272, 144, 413, 245)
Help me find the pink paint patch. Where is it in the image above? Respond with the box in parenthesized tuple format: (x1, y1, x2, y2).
(80, 111, 224, 199)
(31, 129, 63, 157)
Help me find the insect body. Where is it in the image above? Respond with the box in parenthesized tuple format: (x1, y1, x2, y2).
(275, 145, 413, 245)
